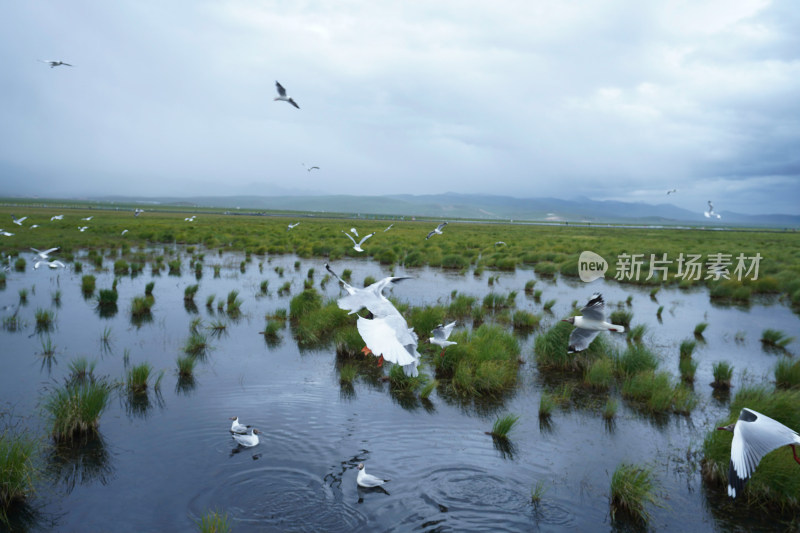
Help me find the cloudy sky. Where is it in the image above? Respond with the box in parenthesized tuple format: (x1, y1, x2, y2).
(2, 1, 799, 214)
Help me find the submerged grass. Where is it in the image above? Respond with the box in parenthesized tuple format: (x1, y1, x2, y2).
(177, 356, 197, 378)
(487, 413, 519, 439)
(195, 508, 232, 533)
(609, 462, 660, 524)
(761, 329, 795, 349)
(126, 363, 152, 393)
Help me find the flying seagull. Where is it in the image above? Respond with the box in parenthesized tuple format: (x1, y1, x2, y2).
(561, 293, 625, 353)
(30, 225, 39, 229)
(666, 189, 678, 195)
(704, 201, 722, 219)
(342, 230, 375, 252)
(11, 215, 27, 226)
(0, 230, 15, 237)
(81, 216, 93, 221)
(426, 222, 448, 240)
(350, 227, 359, 237)
(50, 215, 63, 221)
(384, 224, 394, 232)
(184, 216, 196, 222)
(325, 263, 410, 318)
(307, 166, 319, 172)
(717, 408, 800, 498)
(232, 428, 260, 447)
(32, 247, 59, 260)
(39, 60, 73, 68)
(430, 321, 457, 356)
(274, 81, 300, 109)
(229, 416, 252, 435)
(121, 229, 128, 235)
(287, 222, 300, 231)
(134, 209, 143, 217)
(357, 463, 389, 488)
(78, 226, 89, 232)
(34, 260, 65, 270)
(495, 241, 506, 247)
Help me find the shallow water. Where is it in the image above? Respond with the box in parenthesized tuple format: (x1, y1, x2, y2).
(1, 249, 798, 532)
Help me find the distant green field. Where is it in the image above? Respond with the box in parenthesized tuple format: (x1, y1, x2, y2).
(1, 204, 798, 306)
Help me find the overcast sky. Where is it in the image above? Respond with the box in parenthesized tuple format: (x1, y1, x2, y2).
(2, 1, 799, 214)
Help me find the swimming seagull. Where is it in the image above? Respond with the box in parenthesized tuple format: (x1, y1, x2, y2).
(39, 60, 73, 68)
(32, 247, 59, 260)
(342, 231, 375, 253)
(11, 215, 27, 226)
(704, 201, 722, 219)
(561, 293, 625, 353)
(426, 222, 448, 240)
(232, 428, 260, 447)
(50, 215, 64, 221)
(666, 189, 678, 195)
(229, 416, 252, 434)
(274, 81, 300, 109)
(78, 226, 89, 232)
(350, 228, 359, 237)
(357, 463, 389, 488)
(430, 321, 457, 356)
(34, 260, 65, 270)
(287, 222, 300, 231)
(384, 224, 394, 232)
(717, 408, 800, 498)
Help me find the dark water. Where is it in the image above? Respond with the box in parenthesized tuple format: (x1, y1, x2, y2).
(1, 250, 798, 532)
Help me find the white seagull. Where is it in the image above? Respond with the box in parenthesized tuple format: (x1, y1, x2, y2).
(426, 222, 448, 240)
(350, 227, 359, 237)
(325, 263, 410, 318)
(561, 293, 625, 353)
(32, 247, 59, 260)
(78, 226, 89, 232)
(274, 81, 300, 109)
(384, 224, 394, 232)
(0, 230, 14, 237)
(134, 209, 143, 217)
(184, 216, 196, 222)
(81, 216, 93, 221)
(229, 416, 251, 434)
(666, 189, 678, 195)
(430, 321, 457, 356)
(34, 260, 65, 270)
(121, 229, 129, 235)
(50, 215, 64, 221)
(287, 222, 300, 231)
(717, 408, 800, 498)
(11, 215, 27, 226)
(342, 231, 375, 253)
(495, 241, 506, 247)
(704, 201, 722, 219)
(357, 463, 389, 488)
(30, 225, 39, 229)
(232, 428, 260, 447)
(39, 60, 73, 68)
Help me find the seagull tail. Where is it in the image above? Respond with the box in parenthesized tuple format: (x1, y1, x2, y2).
(608, 325, 625, 333)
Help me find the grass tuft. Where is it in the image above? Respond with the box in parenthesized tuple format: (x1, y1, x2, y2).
(44, 380, 112, 440)
(609, 463, 660, 524)
(711, 361, 733, 390)
(761, 329, 794, 349)
(774, 358, 800, 389)
(195, 508, 232, 533)
(488, 413, 519, 439)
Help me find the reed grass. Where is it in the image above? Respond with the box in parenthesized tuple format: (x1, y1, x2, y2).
(761, 329, 795, 349)
(488, 413, 519, 438)
(14, 258, 25, 272)
(68, 357, 96, 383)
(44, 380, 112, 440)
(524, 280, 536, 293)
(97, 289, 118, 307)
(512, 310, 541, 330)
(694, 322, 708, 337)
(535, 320, 615, 371)
(339, 363, 358, 385)
(184, 284, 199, 302)
(262, 320, 283, 341)
(626, 324, 646, 343)
(609, 309, 633, 329)
(419, 379, 438, 399)
(711, 361, 733, 389)
(184, 332, 209, 357)
(145, 281, 155, 296)
(539, 393, 555, 418)
(679, 357, 698, 383)
(448, 294, 476, 318)
(126, 363, 153, 393)
(205, 294, 215, 309)
(226, 290, 242, 314)
(195, 509, 231, 533)
(177, 355, 197, 378)
(409, 305, 445, 338)
(131, 295, 155, 317)
(774, 358, 800, 389)
(277, 281, 291, 296)
(614, 344, 659, 377)
(530, 480, 546, 504)
(609, 463, 660, 524)
(35, 308, 54, 330)
(679, 339, 696, 359)
(40, 336, 56, 357)
(18, 288, 27, 303)
(656, 305, 663, 318)
(81, 275, 96, 295)
(542, 299, 556, 312)
(0, 427, 40, 519)
(584, 357, 614, 390)
(602, 397, 618, 420)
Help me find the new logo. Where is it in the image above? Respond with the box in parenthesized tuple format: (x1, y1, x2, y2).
(578, 251, 608, 283)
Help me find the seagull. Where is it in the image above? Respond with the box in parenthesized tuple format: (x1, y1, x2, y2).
(342, 231, 375, 253)
(81, 216, 93, 221)
(0, 230, 14, 237)
(307, 166, 320, 172)
(384, 224, 394, 232)
(325, 263, 410, 317)
(561, 293, 625, 353)
(666, 189, 678, 195)
(11, 215, 27, 226)
(134, 209, 143, 217)
(350, 228, 359, 237)
(78, 226, 88, 232)
(229, 416, 251, 434)
(30, 225, 39, 229)
(232, 428, 260, 447)
(121, 229, 128, 235)
(32, 247, 59, 260)
(39, 60, 73, 68)
(50, 215, 64, 221)
(184, 216, 196, 222)
(274, 81, 300, 109)
(717, 408, 800, 498)
(704, 201, 722, 219)
(357, 463, 389, 488)
(34, 260, 65, 270)
(430, 321, 457, 356)
(495, 241, 506, 247)
(426, 222, 448, 240)
(287, 222, 300, 231)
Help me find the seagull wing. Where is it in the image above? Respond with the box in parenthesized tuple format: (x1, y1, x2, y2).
(442, 321, 457, 338)
(728, 408, 800, 498)
(567, 327, 600, 353)
(425, 230, 436, 240)
(436, 222, 447, 232)
(50, 261, 65, 268)
(580, 293, 606, 321)
(357, 317, 417, 366)
(42, 247, 59, 256)
(358, 232, 376, 246)
(275, 81, 287, 97)
(288, 98, 300, 109)
(342, 231, 357, 245)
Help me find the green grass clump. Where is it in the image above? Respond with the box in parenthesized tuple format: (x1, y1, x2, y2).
(409, 305, 445, 338)
(167, 259, 181, 275)
(126, 362, 153, 393)
(14, 258, 26, 272)
(679, 357, 698, 383)
(694, 322, 708, 337)
(420, 379, 438, 399)
(44, 380, 112, 440)
(260, 280, 269, 294)
(584, 357, 614, 390)
(68, 357, 97, 383)
(35, 308, 54, 330)
(97, 289, 118, 307)
(524, 280, 536, 293)
(0, 427, 40, 516)
(615, 344, 659, 377)
(487, 413, 519, 438)
(712, 361, 733, 389)
(184, 284, 199, 302)
(81, 275, 96, 295)
(289, 289, 323, 320)
(145, 281, 155, 296)
(434, 324, 520, 397)
(442, 254, 469, 270)
(609, 310, 633, 329)
(362, 275, 377, 287)
(539, 393, 555, 419)
(609, 463, 660, 524)
(262, 320, 283, 341)
(531, 480, 546, 504)
(482, 292, 515, 310)
(761, 329, 794, 349)
(512, 310, 541, 330)
(679, 340, 697, 359)
(387, 364, 429, 394)
(774, 358, 800, 389)
(131, 295, 155, 317)
(177, 355, 197, 378)
(184, 332, 209, 357)
(702, 387, 800, 508)
(18, 288, 28, 303)
(339, 363, 358, 385)
(626, 324, 646, 343)
(448, 294, 476, 318)
(195, 509, 231, 533)
(113, 259, 130, 275)
(542, 299, 556, 312)
(226, 290, 242, 314)
(602, 398, 618, 420)
(535, 320, 615, 371)
(534, 261, 557, 277)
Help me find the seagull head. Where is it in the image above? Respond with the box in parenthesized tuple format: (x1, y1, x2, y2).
(252, 429, 260, 435)
(716, 423, 735, 432)
(357, 463, 365, 470)
(229, 416, 238, 421)
(560, 317, 575, 324)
